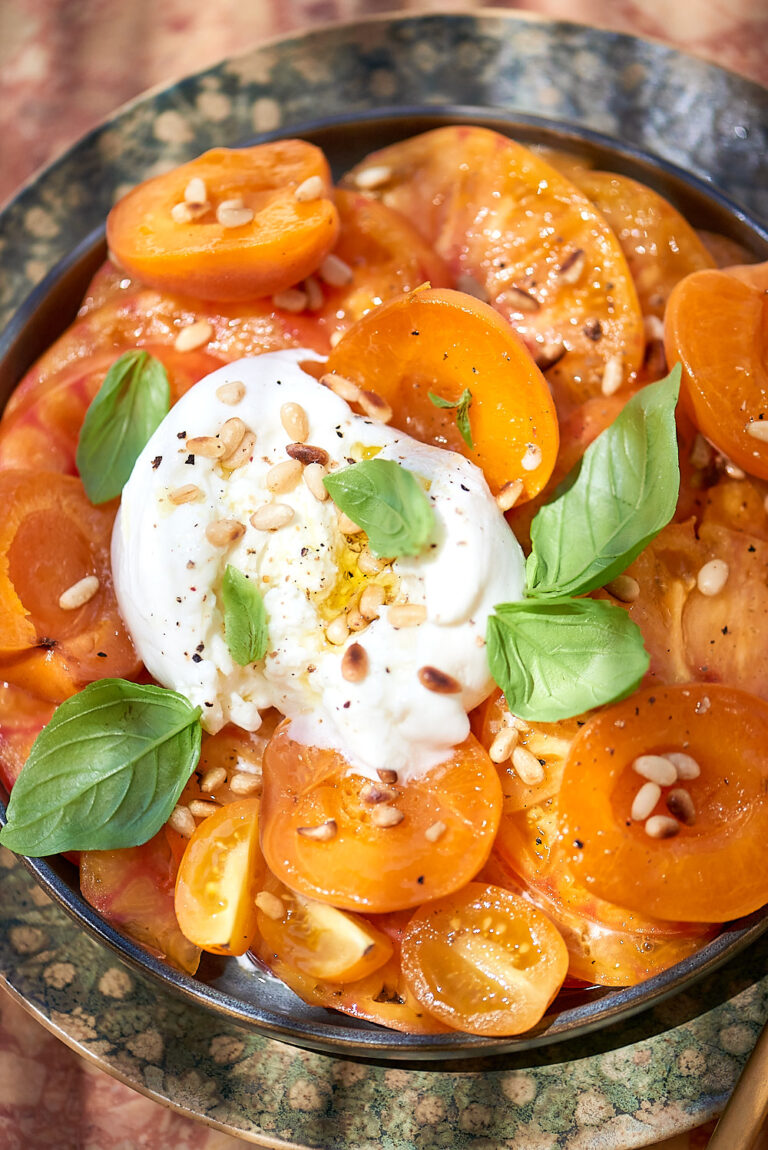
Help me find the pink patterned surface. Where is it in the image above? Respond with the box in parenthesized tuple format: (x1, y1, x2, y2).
(1, 1, 767, 1145)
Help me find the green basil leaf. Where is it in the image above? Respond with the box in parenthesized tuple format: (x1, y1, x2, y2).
(76, 350, 171, 504)
(428, 388, 474, 449)
(527, 366, 681, 599)
(222, 565, 269, 666)
(0, 679, 201, 856)
(323, 458, 435, 557)
(486, 598, 649, 721)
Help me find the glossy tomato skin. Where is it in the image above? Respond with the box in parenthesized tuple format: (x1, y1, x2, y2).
(559, 684, 768, 922)
(260, 722, 502, 914)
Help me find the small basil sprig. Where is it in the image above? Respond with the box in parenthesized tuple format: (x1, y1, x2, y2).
(526, 366, 681, 598)
(428, 388, 474, 449)
(76, 350, 171, 504)
(487, 599, 649, 722)
(222, 565, 269, 666)
(0, 679, 201, 856)
(323, 458, 435, 557)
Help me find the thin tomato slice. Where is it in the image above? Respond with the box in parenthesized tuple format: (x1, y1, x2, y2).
(260, 722, 502, 913)
(558, 684, 768, 922)
(344, 126, 644, 412)
(0, 470, 140, 682)
(80, 833, 200, 974)
(401, 882, 568, 1036)
(664, 268, 768, 479)
(175, 797, 264, 956)
(0, 681, 54, 793)
(107, 141, 339, 301)
(324, 287, 558, 500)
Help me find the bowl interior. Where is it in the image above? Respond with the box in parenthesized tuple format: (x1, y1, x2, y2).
(1, 108, 767, 1061)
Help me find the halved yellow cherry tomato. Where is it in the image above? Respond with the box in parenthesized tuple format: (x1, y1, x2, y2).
(174, 797, 264, 955)
(401, 882, 568, 1036)
(254, 872, 393, 983)
(260, 722, 502, 913)
(324, 287, 558, 500)
(107, 141, 339, 301)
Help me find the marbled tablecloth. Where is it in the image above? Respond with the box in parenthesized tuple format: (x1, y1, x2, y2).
(1, 1, 767, 1146)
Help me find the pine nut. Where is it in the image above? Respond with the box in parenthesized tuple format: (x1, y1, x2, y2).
(697, 559, 729, 596)
(218, 417, 247, 456)
(665, 752, 701, 780)
(511, 745, 545, 785)
(689, 433, 713, 469)
(338, 511, 363, 535)
(329, 329, 344, 348)
(358, 389, 393, 424)
(346, 605, 367, 632)
(325, 615, 350, 645)
(174, 320, 213, 352)
(496, 480, 524, 512)
(747, 420, 768, 442)
(631, 781, 661, 821)
(216, 203, 254, 228)
(342, 642, 369, 682)
(644, 314, 665, 342)
(280, 402, 309, 443)
(632, 755, 678, 786)
(169, 484, 203, 506)
(58, 575, 100, 610)
(418, 666, 461, 694)
(666, 788, 696, 825)
(318, 253, 354, 287)
(558, 248, 586, 284)
(185, 177, 207, 204)
(320, 372, 361, 402)
(601, 354, 624, 396)
(489, 726, 519, 764)
(605, 575, 640, 603)
(186, 434, 225, 459)
(255, 891, 285, 920)
(724, 458, 745, 480)
(294, 175, 325, 202)
(370, 806, 404, 828)
(303, 275, 324, 311)
(500, 285, 540, 312)
(222, 429, 256, 469)
(359, 584, 385, 620)
(358, 548, 386, 575)
(353, 165, 392, 191)
(521, 443, 543, 471)
(361, 782, 398, 804)
(286, 442, 329, 466)
(250, 504, 294, 531)
(272, 288, 307, 313)
(200, 767, 227, 793)
(229, 771, 262, 796)
(171, 201, 208, 223)
(217, 380, 246, 406)
(377, 769, 398, 784)
(189, 799, 219, 819)
(645, 815, 680, 839)
(168, 805, 195, 837)
(266, 459, 302, 493)
(425, 820, 447, 842)
(297, 820, 337, 841)
(303, 462, 329, 501)
(388, 604, 426, 628)
(205, 519, 245, 547)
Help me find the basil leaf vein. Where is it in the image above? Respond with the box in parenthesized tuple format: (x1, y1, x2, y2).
(428, 388, 474, 449)
(526, 366, 681, 599)
(0, 679, 201, 856)
(323, 458, 435, 557)
(76, 350, 171, 504)
(222, 565, 269, 666)
(486, 598, 649, 722)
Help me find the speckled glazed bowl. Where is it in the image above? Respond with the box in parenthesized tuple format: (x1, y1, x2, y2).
(2, 13, 768, 1146)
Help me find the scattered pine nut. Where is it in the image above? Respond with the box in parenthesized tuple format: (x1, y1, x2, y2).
(388, 604, 426, 628)
(320, 371, 361, 402)
(255, 891, 285, 920)
(281, 402, 309, 443)
(303, 275, 324, 311)
(174, 320, 213, 352)
(747, 420, 768, 443)
(169, 483, 203, 506)
(345, 605, 367, 632)
(377, 769, 399, 784)
(361, 782, 398, 804)
(171, 201, 208, 224)
(342, 642, 369, 682)
(200, 767, 227, 793)
(666, 787, 696, 825)
(370, 806, 404, 828)
(359, 584, 385, 621)
(229, 771, 262, 796)
(418, 666, 461, 694)
(205, 519, 245, 547)
(353, 165, 392, 191)
(222, 429, 256, 469)
(358, 390, 393, 424)
(303, 461, 329, 501)
(186, 434, 226, 459)
(511, 745, 545, 785)
(217, 417, 247, 457)
(216, 202, 254, 228)
(724, 458, 746, 480)
(185, 177, 207, 204)
(425, 820, 447, 842)
(318, 252, 354, 287)
(496, 480, 524, 512)
(645, 814, 680, 839)
(665, 752, 701, 780)
(272, 288, 307, 313)
(500, 285, 540, 313)
(643, 314, 665, 342)
(631, 781, 661, 822)
(297, 820, 337, 841)
(535, 340, 566, 371)
(217, 380, 246, 406)
(521, 443, 543, 472)
(489, 726, 519, 764)
(325, 615, 350, 645)
(558, 248, 586, 284)
(632, 754, 677, 786)
(605, 575, 640, 603)
(58, 575, 100, 611)
(696, 559, 729, 596)
(189, 799, 219, 819)
(601, 354, 624, 396)
(358, 549, 386, 575)
(286, 442, 329, 466)
(294, 175, 324, 202)
(168, 805, 196, 837)
(250, 503, 294, 531)
(266, 459, 303, 493)
(338, 511, 363, 535)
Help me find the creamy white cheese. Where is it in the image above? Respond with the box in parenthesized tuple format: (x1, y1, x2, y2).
(112, 350, 525, 781)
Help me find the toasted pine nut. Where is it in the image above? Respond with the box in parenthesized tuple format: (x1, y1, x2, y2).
(320, 372, 361, 402)
(286, 442, 329, 466)
(218, 417, 247, 456)
(280, 402, 309, 443)
(499, 284, 540, 312)
(216, 380, 246, 405)
(631, 781, 661, 822)
(250, 504, 294, 531)
(338, 511, 363, 535)
(294, 175, 325, 202)
(697, 559, 729, 596)
(417, 666, 461, 694)
(205, 519, 245, 547)
(303, 461, 329, 501)
(168, 805, 196, 837)
(318, 252, 354, 287)
(645, 815, 680, 839)
(388, 604, 426, 628)
(303, 275, 324, 311)
(358, 389, 393, 424)
(169, 483, 203, 506)
(747, 420, 768, 442)
(632, 755, 678, 786)
(171, 201, 208, 223)
(266, 459, 302, 493)
(521, 443, 543, 472)
(377, 769, 398, 784)
(601, 354, 624, 396)
(511, 745, 545, 785)
(425, 820, 447, 842)
(666, 788, 696, 826)
(665, 752, 701, 780)
(186, 434, 226, 459)
(184, 176, 207, 204)
(272, 288, 307, 313)
(345, 605, 367, 632)
(605, 575, 640, 603)
(200, 767, 227, 793)
(361, 782, 398, 804)
(216, 203, 254, 228)
(325, 615, 350, 645)
(559, 248, 586, 284)
(496, 480, 524, 512)
(59, 575, 99, 611)
(342, 642, 369, 682)
(297, 820, 337, 841)
(189, 799, 219, 819)
(222, 429, 256, 469)
(370, 806, 404, 828)
(353, 165, 392, 191)
(229, 771, 262, 796)
(359, 584, 385, 620)
(358, 549, 386, 575)
(489, 726, 519, 764)
(255, 891, 285, 920)
(174, 320, 213, 352)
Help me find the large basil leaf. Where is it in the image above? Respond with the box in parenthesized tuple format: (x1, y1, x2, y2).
(0, 679, 201, 856)
(222, 565, 269, 666)
(323, 457, 435, 557)
(76, 350, 171, 504)
(486, 598, 649, 721)
(526, 366, 681, 599)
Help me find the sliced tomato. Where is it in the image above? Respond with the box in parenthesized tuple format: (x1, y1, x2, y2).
(558, 684, 768, 922)
(80, 832, 200, 974)
(0, 681, 54, 792)
(174, 797, 264, 956)
(0, 470, 140, 682)
(344, 126, 644, 413)
(324, 287, 558, 500)
(107, 141, 339, 301)
(400, 882, 568, 1036)
(664, 268, 768, 479)
(260, 722, 502, 913)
